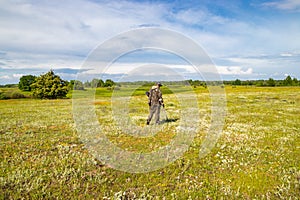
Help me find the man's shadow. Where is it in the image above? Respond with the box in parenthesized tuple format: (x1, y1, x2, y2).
(160, 118, 179, 124)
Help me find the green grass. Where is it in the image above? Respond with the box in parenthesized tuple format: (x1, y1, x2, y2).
(0, 87, 30, 99)
(1, 86, 299, 199)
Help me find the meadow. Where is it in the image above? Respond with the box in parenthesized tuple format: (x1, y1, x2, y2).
(1, 85, 299, 199)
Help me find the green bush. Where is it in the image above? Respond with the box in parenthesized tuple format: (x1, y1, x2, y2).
(0, 89, 26, 99)
(31, 70, 69, 99)
(18, 75, 36, 91)
(11, 92, 25, 99)
(68, 80, 85, 90)
(0, 90, 8, 99)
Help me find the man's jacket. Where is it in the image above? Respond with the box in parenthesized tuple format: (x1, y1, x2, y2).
(148, 86, 163, 106)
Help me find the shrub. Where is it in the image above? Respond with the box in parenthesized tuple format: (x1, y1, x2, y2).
(69, 80, 85, 90)
(0, 89, 26, 99)
(31, 70, 69, 99)
(18, 75, 36, 91)
(11, 92, 25, 99)
(0, 90, 8, 99)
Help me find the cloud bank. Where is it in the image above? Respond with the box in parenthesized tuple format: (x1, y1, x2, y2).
(0, 0, 300, 84)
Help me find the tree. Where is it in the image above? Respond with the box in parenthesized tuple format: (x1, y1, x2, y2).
(84, 80, 91, 88)
(256, 80, 267, 87)
(187, 79, 193, 86)
(292, 78, 299, 86)
(90, 78, 104, 88)
(233, 79, 241, 85)
(31, 70, 69, 99)
(97, 79, 105, 87)
(69, 80, 85, 90)
(104, 79, 115, 87)
(267, 78, 276, 87)
(18, 75, 36, 91)
(283, 75, 293, 86)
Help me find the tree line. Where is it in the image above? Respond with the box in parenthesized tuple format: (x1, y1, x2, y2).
(18, 70, 116, 99)
(1, 70, 299, 99)
(185, 76, 299, 87)
(223, 76, 299, 87)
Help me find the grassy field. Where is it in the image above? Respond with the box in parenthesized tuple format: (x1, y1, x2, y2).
(1, 86, 299, 199)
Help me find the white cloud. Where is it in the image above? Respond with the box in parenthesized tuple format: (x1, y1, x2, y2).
(280, 53, 293, 57)
(0, 0, 174, 71)
(263, 0, 300, 11)
(224, 57, 273, 68)
(13, 74, 24, 78)
(1, 75, 10, 79)
(173, 8, 229, 26)
(217, 66, 253, 75)
(0, 0, 300, 83)
(81, 62, 196, 76)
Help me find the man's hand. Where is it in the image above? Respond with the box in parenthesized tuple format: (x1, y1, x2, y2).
(159, 98, 163, 107)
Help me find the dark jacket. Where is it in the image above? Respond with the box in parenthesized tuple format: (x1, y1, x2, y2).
(148, 86, 163, 106)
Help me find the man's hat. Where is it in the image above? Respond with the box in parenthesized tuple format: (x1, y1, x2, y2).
(156, 82, 162, 86)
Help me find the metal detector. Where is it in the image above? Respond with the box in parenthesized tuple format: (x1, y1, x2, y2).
(161, 106, 169, 121)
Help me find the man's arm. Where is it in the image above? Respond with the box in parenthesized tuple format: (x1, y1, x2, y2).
(148, 89, 153, 106)
(158, 90, 164, 106)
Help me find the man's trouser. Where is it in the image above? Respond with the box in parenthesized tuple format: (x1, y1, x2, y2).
(147, 104, 161, 124)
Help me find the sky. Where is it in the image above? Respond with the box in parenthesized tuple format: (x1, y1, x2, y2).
(0, 0, 300, 84)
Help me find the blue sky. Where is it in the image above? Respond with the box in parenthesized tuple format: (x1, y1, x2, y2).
(0, 0, 300, 84)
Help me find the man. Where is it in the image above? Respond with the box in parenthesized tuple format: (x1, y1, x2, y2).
(146, 82, 164, 125)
